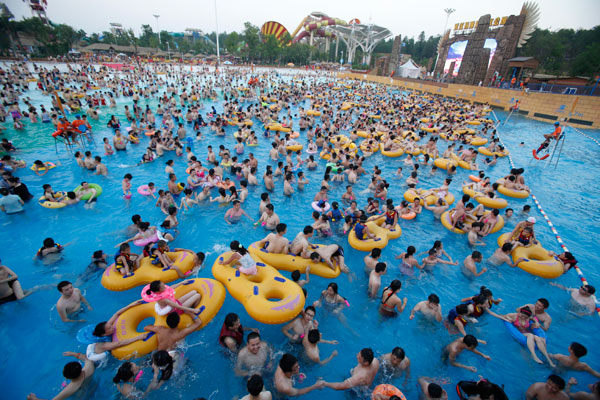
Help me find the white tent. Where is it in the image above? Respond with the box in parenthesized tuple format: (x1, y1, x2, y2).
(398, 59, 421, 79)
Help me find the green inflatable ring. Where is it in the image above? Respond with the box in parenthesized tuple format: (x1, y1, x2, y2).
(326, 162, 343, 173)
(74, 183, 103, 200)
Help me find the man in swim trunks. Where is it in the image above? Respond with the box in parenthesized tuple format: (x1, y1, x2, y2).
(550, 342, 600, 378)
(418, 377, 448, 399)
(526, 374, 569, 400)
(0, 259, 31, 304)
(463, 251, 486, 277)
(144, 312, 202, 351)
(517, 298, 552, 331)
(241, 374, 272, 400)
(235, 331, 272, 377)
(445, 335, 490, 372)
(310, 244, 349, 273)
(167, 173, 182, 196)
(289, 226, 314, 258)
(256, 204, 279, 230)
(550, 283, 597, 314)
(257, 223, 289, 254)
(27, 351, 95, 400)
(56, 281, 92, 323)
(381, 346, 410, 381)
(225, 200, 253, 224)
(274, 353, 325, 396)
(488, 243, 523, 267)
(409, 294, 443, 322)
(302, 328, 338, 365)
(323, 348, 380, 390)
(281, 306, 318, 343)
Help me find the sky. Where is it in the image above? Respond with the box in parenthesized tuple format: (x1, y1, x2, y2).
(5, 0, 600, 39)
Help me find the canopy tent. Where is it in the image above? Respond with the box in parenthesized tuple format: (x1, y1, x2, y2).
(398, 59, 420, 79)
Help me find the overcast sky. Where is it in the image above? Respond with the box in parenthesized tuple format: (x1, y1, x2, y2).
(6, 0, 599, 39)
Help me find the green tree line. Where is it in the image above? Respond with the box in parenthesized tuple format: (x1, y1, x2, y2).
(1, 15, 598, 76)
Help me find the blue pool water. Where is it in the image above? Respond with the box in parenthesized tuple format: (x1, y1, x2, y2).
(1, 67, 600, 399)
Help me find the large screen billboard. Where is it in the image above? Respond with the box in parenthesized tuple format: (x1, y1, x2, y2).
(444, 39, 497, 77)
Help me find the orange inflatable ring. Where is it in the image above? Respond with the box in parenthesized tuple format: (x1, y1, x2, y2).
(469, 175, 481, 182)
(290, 131, 300, 139)
(144, 131, 155, 137)
(371, 384, 406, 400)
(401, 212, 416, 220)
(217, 182, 235, 190)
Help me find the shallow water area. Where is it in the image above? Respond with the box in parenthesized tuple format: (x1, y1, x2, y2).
(1, 64, 600, 399)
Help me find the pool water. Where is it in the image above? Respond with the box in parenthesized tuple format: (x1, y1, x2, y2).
(1, 65, 600, 400)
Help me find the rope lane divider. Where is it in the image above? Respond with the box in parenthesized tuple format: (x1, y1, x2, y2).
(491, 112, 600, 316)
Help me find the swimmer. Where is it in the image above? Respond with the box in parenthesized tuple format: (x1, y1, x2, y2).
(550, 342, 600, 377)
(364, 248, 382, 273)
(517, 298, 552, 331)
(368, 262, 387, 298)
(565, 377, 600, 400)
(550, 283, 597, 315)
(487, 243, 524, 267)
(526, 374, 569, 400)
(323, 348, 380, 390)
(56, 280, 92, 323)
(289, 226, 315, 258)
(274, 353, 325, 396)
(418, 377, 448, 400)
(257, 223, 289, 254)
(219, 312, 259, 352)
(241, 374, 272, 400)
(302, 328, 338, 365)
(409, 294, 443, 322)
(235, 332, 272, 377)
(225, 200, 253, 225)
(445, 334, 490, 372)
(463, 251, 486, 277)
(396, 246, 422, 275)
(0, 260, 31, 304)
(256, 204, 279, 230)
(27, 352, 95, 400)
(281, 306, 318, 342)
(489, 306, 554, 365)
(112, 361, 145, 398)
(379, 280, 407, 317)
(144, 311, 203, 351)
(219, 240, 258, 275)
(309, 244, 349, 274)
(313, 282, 348, 312)
(421, 249, 459, 268)
(424, 198, 449, 218)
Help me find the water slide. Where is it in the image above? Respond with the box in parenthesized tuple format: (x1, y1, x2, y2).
(292, 16, 347, 43)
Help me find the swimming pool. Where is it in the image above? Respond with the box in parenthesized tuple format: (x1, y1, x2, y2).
(1, 66, 600, 399)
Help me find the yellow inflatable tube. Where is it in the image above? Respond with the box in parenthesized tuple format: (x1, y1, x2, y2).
(478, 147, 509, 157)
(450, 153, 473, 170)
(403, 188, 455, 206)
(101, 251, 196, 291)
(440, 210, 504, 234)
(307, 110, 321, 116)
(111, 278, 225, 359)
(497, 184, 529, 199)
(470, 137, 488, 146)
(497, 233, 563, 278)
(247, 242, 340, 279)
(286, 144, 303, 152)
(348, 218, 402, 252)
(379, 143, 404, 157)
(433, 158, 457, 170)
(212, 252, 305, 324)
(462, 186, 508, 209)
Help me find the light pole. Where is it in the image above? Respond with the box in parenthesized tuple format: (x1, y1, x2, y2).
(214, 0, 220, 67)
(153, 14, 161, 45)
(434, 8, 455, 79)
